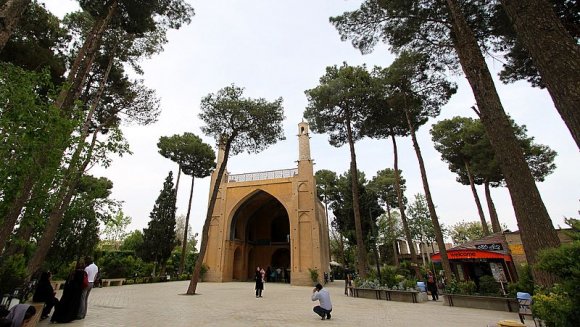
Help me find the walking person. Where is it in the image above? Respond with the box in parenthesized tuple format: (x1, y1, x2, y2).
(51, 263, 86, 323)
(254, 267, 264, 298)
(311, 283, 332, 320)
(427, 270, 439, 301)
(78, 257, 98, 319)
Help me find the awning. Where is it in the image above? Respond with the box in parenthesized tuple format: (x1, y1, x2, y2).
(431, 249, 512, 262)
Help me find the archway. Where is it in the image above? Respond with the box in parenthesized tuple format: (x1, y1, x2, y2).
(232, 247, 243, 280)
(229, 191, 290, 281)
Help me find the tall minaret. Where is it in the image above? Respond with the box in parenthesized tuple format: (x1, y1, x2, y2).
(297, 121, 313, 176)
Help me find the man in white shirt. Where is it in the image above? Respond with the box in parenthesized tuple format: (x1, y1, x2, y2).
(78, 257, 98, 319)
(311, 283, 332, 320)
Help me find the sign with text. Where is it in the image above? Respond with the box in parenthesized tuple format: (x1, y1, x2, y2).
(475, 243, 503, 251)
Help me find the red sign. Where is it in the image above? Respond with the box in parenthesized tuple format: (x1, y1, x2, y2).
(431, 250, 512, 262)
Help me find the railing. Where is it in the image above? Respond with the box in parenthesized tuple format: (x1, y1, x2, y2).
(228, 168, 298, 183)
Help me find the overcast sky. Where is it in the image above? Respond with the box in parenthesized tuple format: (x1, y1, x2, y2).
(43, 0, 579, 242)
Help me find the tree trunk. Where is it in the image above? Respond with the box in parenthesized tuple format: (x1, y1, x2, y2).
(345, 119, 368, 278)
(386, 203, 399, 266)
(446, 0, 561, 286)
(465, 160, 489, 235)
(187, 137, 234, 294)
(179, 176, 195, 275)
(501, 0, 580, 149)
(390, 135, 420, 275)
(485, 180, 502, 233)
(0, 176, 34, 253)
(55, 0, 118, 113)
(27, 124, 101, 275)
(403, 111, 453, 282)
(0, 0, 31, 52)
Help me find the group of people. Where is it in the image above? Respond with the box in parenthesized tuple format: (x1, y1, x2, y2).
(33, 257, 99, 323)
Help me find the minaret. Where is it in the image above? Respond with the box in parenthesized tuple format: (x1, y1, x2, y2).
(297, 121, 313, 176)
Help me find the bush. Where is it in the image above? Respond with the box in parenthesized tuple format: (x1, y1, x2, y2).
(0, 255, 27, 295)
(308, 268, 319, 284)
(533, 286, 575, 327)
(379, 266, 399, 288)
(507, 263, 534, 297)
(478, 275, 501, 295)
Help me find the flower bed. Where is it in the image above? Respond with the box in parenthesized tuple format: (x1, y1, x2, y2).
(443, 293, 518, 312)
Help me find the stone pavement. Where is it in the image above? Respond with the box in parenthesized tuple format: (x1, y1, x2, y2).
(37, 280, 534, 327)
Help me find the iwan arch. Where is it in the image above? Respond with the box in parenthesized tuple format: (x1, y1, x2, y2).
(202, 122, 330, 286)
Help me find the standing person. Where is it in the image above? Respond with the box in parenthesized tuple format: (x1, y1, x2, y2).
(33, 271, 59, 320)
(254, 267, 264, 298)
(311, 283, 332, 320)
(344, 274, 352, 296)
(51, 263, 87, 323)
(78, 257, 98, 319)
(427, 270, 439, 301)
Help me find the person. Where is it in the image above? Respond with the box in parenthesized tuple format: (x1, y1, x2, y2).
(427, 270, 439, 301)
(344, 274, 352, 296)
(254, 267, 264, 298)
(311, 283, 332, 320)
(51, 263, 87, 323)
(78, 257, 98, 319)
(32, 271, 59, 320)
(266, 267, 272, 282)
(323, 272, 329, 284)
(5, 304, 36, 327)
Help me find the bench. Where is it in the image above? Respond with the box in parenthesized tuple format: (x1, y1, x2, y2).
(101, 278, 126, 287)
(518, 298, 541, 326)
(51, 280, 65, 291)
(22, 302, 43, 327)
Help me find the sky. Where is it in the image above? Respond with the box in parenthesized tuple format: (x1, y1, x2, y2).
(43, 0, 579, 243)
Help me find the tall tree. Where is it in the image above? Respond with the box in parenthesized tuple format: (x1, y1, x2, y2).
(500, 0, 580, 148)
(449, 220, 491, 245)
(187, 84, 285, 295)
(431, 116, 557, 234)
(379, 51, 456, 280)
(102, 210, 131, 250)
(304, 63, 381, 278)
(331, 0, 561, 286)
(139, 172, 177, 276)
(157, 133, 215, 274)
(0, 0, 31, 52)
(407, 193, 436, 266)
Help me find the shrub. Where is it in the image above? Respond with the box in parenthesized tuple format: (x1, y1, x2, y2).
(0, 254, 27, 295)
(478, 275, 501, 295)
(507, 263, 534, 297)
(457, 280, 477, 295)
(308, 268, 319, 284)
(533, 286, 575, 327)
(379, 266, 399, 288)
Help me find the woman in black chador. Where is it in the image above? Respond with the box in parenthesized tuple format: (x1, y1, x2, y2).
(33, 271, 59, 319)
(254, 266, 264, 298)
(51, 264, 87, 323)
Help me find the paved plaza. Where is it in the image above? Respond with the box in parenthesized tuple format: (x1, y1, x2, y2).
(37, 280, 533, 327)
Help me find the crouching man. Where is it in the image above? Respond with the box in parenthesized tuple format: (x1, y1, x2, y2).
(311, 283, 332, 320)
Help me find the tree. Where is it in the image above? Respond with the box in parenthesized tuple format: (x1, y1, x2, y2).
(368, 169, 405, 266)
(157, 133, 215, 274)
(0, 0, 31, 52)
(407, 193, 437, 266)
(449, 220, 491, 245)
(103, 210, 131, 250)
(304, 63, 382, 278)
(431, 116, 557, 233)
(331, 0, 561, 287)
(187, 84, 285, 295)
(376, 51, 456, 280)
(139, 172, 177, 276)
(120, 230, 144, 252)
(500, 0, 580, 148)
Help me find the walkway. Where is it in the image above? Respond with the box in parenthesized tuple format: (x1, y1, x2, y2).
(37, 280, 533, 327)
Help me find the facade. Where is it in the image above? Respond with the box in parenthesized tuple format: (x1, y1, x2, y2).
(202, 122, 331, 286)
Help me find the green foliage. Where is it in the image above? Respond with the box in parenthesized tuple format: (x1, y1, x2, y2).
(378, 265, 399, 288)
(533, 286, 575, 327)
(308, 268, 319, 284)
(532, 224, 580, 327)
(199, 84, 285, 156)
(315, 169, 338, 205)
(446, 279, 477, 295)
(97, 251, 153, 279)
(157, 133, 215, 178)
(478, 275, 500, 296)
(139, 172, 177, 267)
(449, 220, 490, 245)
(0, 255, 27, 294)
(120, 230, 144, 252)
(507, 264, 534, 297)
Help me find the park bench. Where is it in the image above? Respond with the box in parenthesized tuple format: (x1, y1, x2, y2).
(22, 302, 44, 327)
(101, 278, 126, 287)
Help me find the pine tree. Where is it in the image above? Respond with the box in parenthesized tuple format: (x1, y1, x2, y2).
(140, 172, 177, 275)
